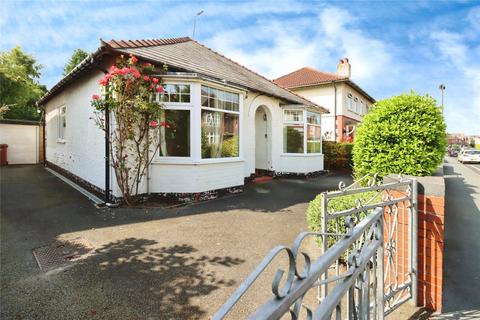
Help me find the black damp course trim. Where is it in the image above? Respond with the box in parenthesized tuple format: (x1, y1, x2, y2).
(46, 161, 246, 207)
(45, 161, 110, 202)
(274, 170, 329, 179)
(130, 185, 245, 208)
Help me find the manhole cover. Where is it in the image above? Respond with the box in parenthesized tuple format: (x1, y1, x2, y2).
(32, 237, 94, 271)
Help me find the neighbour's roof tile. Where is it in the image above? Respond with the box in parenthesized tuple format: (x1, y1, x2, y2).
(273, 67, 346, 88)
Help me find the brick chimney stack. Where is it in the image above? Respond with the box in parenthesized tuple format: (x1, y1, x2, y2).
(336, 58, 351, 78)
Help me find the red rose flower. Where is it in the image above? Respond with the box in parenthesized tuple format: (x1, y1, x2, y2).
(99, 77, 109, 86)
(152, 78, 159, 84)
(149, 120, 158, 128)
(143, 76, 150, 81)
(156, 86, 165, 93)
(130, 55, 138, 63)
(92, 94, 100, 100)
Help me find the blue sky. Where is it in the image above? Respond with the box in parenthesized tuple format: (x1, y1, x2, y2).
(1, 0, 479, 135)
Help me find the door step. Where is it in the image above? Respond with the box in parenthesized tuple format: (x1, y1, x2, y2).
(253, 176, 273, 184)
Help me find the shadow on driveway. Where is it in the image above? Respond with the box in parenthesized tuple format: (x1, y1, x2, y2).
(1, 165, 351, 319)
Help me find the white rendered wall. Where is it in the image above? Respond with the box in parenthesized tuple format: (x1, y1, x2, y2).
(292, 85, 339, 141)
(44, 73, 325, 197)
(148, 161, 244, 193)
(44, 69, 120, 196)
(0, 123, 39, 164)
(278, 154, 324, 173)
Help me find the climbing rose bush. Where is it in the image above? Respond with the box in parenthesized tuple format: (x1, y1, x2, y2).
(91, 54, 167, 205)
(352, 91, 447, 179)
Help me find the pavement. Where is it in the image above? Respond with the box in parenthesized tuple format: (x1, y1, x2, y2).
(439, 158, 480, 314)
(0, 165, 353, 320)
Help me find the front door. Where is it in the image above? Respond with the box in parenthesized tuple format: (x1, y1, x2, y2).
(255, 107, 270, 171)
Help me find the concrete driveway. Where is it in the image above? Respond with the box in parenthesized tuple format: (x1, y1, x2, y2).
(0, 165, 352, 320)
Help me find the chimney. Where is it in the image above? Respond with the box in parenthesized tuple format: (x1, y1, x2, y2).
(336, 58, 351, 78)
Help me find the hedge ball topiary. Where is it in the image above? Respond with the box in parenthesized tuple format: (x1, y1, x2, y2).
(353, 91, 446, 178)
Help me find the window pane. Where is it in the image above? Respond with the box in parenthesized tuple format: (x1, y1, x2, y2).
(232, 93, 239, 111)
(284, 110, 303, 122)
(201, 110, 239, 158)
(201, 95, 209, 107)
(170, 90, 179, 102)
(283, 125, 304, 153)
(159, 110, 190, 157)
(307, 112, 321, 124)
(180, 94, 190, 103)
(307, 124, 321, 153)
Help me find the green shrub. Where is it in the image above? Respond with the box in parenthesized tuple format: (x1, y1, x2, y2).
(221, 136, 239, 157)
(322, 141, 354, 169)
(306, 191, 379, 248)
(353, 91, 446, 178)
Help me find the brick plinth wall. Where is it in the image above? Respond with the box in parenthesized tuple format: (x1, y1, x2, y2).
(385, 171, 445, 312)
(417, 191, 445, 311)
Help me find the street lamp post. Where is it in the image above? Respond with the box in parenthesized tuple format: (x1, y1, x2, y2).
(439, 83, 446, 116)
(192, 10, 204, 39)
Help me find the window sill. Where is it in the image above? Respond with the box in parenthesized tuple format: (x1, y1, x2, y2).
(152, 157, 244, 165)
(57, 139, 66, 144)
(280, 153, 323, 157)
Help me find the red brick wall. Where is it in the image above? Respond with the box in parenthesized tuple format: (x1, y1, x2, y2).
(383, 191, 445, 312)
(417, 194, 445, 311)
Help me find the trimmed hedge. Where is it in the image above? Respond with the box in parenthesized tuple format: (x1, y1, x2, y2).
(353, 91, 446, 178)
(323, 141, 354, 169)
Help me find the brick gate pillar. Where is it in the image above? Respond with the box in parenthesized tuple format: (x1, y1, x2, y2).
(385, 171, 445, 312)
(416, 174, 445, 312)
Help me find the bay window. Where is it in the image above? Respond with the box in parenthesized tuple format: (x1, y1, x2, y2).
(283, 109, 322, 154)
(157, 84, 191, 158)
(306, 112, 321, 153)
(158, 109, 190, 157)
(201, 85, 240, 158)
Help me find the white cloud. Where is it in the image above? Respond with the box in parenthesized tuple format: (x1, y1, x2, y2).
(206, 5, 396, 86)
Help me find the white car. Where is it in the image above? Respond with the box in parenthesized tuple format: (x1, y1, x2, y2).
(458, 149, 480, 163)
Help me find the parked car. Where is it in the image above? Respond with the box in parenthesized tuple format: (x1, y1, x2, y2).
(458, 149, 480, 163)
(448, 149, 458, 157)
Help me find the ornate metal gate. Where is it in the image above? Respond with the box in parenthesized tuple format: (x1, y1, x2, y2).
(214, 174, 418, 319)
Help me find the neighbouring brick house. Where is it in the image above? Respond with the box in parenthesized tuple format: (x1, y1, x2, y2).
(447, 132, 468, 146)
(274, 59, 375, 142)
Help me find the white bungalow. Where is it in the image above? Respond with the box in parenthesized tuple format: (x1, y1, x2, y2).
(37, 37, 328, 201)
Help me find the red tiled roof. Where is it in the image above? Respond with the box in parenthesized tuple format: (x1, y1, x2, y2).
(274, 67, 346, 88)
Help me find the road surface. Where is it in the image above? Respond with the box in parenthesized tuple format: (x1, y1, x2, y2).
(441, 157, 480, 313)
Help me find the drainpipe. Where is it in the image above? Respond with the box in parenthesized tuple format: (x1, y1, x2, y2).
(40, 106, 46, 166)
(332, 82, 337, 142)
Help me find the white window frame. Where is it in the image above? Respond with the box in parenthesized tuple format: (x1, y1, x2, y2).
(348, 93, 353, 111)
(354, 97, 358, 113)
(200, 84, 241, 162)
(306, 112, 322, 154)
(57, 105, 67, 143)
(282, 109, 322, 155)
(155, 82, 194, 161)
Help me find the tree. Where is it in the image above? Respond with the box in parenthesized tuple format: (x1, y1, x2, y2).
(0, 46, 45, 121)
(91, 55, 166, 205)
(63, 49, 89, 76)
(352, 91, 447, 178)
